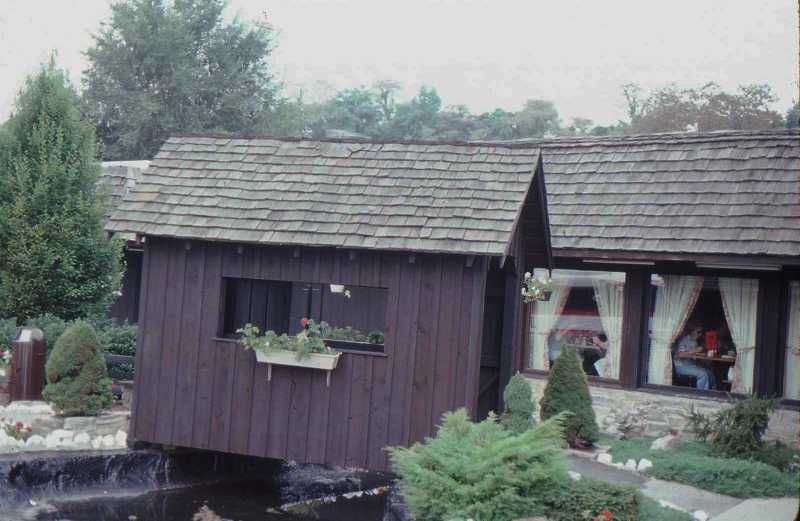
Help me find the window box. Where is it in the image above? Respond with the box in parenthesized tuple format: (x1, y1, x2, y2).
(323, 338, 384, 353)
(254, 349, 342, 386)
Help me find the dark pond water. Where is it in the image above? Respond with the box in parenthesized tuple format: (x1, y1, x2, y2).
(29, 480, 386, 521)
(0, 450, 389, 521)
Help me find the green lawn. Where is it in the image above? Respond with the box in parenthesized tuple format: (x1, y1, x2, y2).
(601, 435, 800, 499)
(638, 497, 694, 521)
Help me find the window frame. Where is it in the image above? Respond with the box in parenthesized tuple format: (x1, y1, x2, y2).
(218, 276, 389, 352)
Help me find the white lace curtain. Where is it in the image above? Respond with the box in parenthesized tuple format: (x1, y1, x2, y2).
(784, 282, 800, 399)
(528, 280, 571, 370)
(719, 277, 759, 395)
(648, 275, 703, 385)
(593, 279, 625, 379)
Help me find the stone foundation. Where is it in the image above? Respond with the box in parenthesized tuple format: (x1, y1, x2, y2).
(524, 376, 800, 447)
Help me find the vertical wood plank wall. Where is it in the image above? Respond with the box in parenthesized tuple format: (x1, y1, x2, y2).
(131, 237, 488, 471)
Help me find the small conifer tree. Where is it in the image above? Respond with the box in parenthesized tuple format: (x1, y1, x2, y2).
(43, 321, 113, 416)
(539, 345, 599, 447)
(501, 372, 536, 434)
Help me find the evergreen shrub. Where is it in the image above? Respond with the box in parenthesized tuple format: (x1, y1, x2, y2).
(388, 409, 569, 521)
(501, 372, 535, 434)
(42, 321, 113, 415)
(546, 479, 640, 521)
(539, 345, 599, 447)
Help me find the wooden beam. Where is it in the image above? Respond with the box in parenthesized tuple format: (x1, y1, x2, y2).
(465, 256, 475, 268)
(408, 254, 416, 264)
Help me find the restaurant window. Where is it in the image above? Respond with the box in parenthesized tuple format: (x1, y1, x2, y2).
(644, 275, 757, 394)
(784, 281, 800, 400)
(527, 268, 626, 379)
(221, 278, 387, 351)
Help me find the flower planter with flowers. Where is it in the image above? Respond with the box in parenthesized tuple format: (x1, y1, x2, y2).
(521, 271, 553, 303)
(238, 319, 342, 386)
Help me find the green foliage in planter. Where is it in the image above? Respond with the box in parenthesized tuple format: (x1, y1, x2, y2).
(388, 408, 569, 521)
(94, 318, 138, 380)
(367, 330, 385, 345)
(539, 345, 599, 447)
(238, 320, 335, 361)
(501, 373, 535, 434)
(42, 321, 113, 416)
(546, 478, 640, 521)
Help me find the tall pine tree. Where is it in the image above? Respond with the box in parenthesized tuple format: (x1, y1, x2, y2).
(0, 60, 122, 321)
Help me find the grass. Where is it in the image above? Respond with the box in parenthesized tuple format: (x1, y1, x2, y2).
(601, 435, 800, 499)
(638, 497, 694, 521)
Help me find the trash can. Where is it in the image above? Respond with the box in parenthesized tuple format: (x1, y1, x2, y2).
(9, 328, 46, 401)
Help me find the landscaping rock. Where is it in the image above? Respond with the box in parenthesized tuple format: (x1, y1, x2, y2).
(692, 510, 709, 521)
(91, 436, 102, 449)
(637, 458, 653, 472)
(101, 434, 116, 449)
(650, 434, 678, 450)
(64, 417, 96, 432)
(567, 471, 582, 481)
(45, 429, 75, 449)
(596, 453, 613, 465)
(25, 435, 45, 450)
(73, 432, 91, 448)
(115, 430, 127, 447)
(624, 459, 638, 471)
(94, 413, 129, 436)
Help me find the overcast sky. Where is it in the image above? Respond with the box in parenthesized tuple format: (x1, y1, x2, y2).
(1, 0, 797, 125)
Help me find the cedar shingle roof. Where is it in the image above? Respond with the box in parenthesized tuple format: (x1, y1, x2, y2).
(533, 130, 800, 258)
(100, 161, 150, 211)
(106, 136, 542, 256)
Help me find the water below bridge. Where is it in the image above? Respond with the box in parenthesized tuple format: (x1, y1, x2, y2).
(0, 449, 392, 521)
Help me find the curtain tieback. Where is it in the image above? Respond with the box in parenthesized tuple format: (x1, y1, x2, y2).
(737, 346, 755, 353)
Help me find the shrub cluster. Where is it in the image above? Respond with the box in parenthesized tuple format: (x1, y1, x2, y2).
(501, 373, 535, 434)
(388, 409, 570, 521)
(539, 345, 599, 447)
(42, 321, 113, 416)
(546, 479, 640, 521)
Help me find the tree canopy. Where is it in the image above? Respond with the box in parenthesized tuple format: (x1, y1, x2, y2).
(82, 0, 281, 160)
(0, 60, 122, 321)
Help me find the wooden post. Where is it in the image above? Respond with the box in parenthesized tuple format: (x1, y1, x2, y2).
(9, 328, 46, 401)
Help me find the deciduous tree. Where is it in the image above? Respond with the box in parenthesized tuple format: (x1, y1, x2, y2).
(83, 0, 280, 160)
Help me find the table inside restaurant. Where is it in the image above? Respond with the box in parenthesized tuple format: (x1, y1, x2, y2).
(679, 352, 737, 390)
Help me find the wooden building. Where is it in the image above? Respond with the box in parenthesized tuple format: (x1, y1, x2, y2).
(108, 130, 800, 469)
(101, 161, 150, 324)
(106, 136, 552, 471)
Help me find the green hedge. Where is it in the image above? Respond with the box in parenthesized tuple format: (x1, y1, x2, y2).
(605, 436, 799, 498)
(546, 479, 639, 521)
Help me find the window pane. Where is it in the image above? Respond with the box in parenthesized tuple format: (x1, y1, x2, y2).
(527, 269, 625, 379)
(645, 275, 757, 393)
(785, 281, 800, 400)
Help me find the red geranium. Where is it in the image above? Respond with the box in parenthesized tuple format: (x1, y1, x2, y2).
(26, 427, 32, 433)
(602, 510, 612, 520)
(15, 421, 23, 430)
(300, 318, 310, 328)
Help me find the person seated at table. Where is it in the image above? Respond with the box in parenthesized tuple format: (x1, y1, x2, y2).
(582, 333, 608, 376)
(674, 323, 717, 390)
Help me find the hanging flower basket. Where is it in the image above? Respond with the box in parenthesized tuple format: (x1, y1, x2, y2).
(521, 271, 553, 303)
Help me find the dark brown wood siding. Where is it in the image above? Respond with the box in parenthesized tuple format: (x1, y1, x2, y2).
(109, 246, 143, 324)
(130, 237, 488, 471)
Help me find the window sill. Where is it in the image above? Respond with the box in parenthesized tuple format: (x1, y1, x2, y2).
(521, 369, 622, 389)
(211, 337, 388, 358)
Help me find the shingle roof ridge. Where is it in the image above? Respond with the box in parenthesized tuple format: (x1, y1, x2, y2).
(167, 132, 544, 150)
(503, 128, 800, 147)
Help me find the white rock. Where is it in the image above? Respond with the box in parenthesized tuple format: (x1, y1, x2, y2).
(73, 432, 92, 446)
(612, 462, 625, 469)
(567, 471, 582, 481)
(101, 434, 116, 448)
(49, 429, 74, 442)
(692, 510, 709, 521)
(596, 453, 613, 465)
(91, 436, 102, 449)
(650, 434, 678, 451)
(624, 459, 638, 471)
(25, 435, 45, 449)
(637, 458, 653, 472)
(114, 430, 127, 448)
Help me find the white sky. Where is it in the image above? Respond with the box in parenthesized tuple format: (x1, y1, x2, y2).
(1, 0, 798, 126)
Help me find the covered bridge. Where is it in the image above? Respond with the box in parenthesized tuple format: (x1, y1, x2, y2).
(106, 136, 553, 471)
